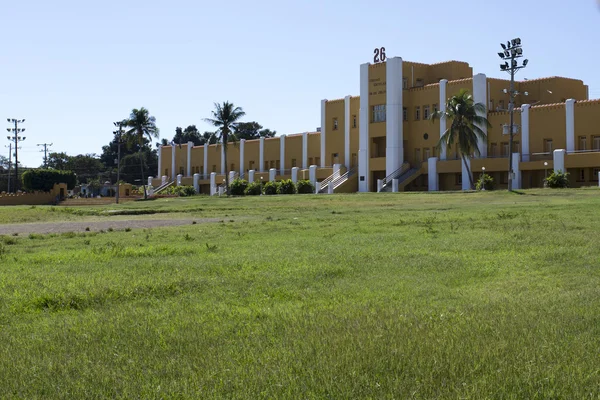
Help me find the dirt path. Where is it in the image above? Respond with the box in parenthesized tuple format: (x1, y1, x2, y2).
(0, 218, 221, 235)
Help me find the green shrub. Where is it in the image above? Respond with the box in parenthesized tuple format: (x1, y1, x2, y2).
(296, 180, 315, 194)
(229, 179, 248, 196)
(165, 185, 196, 197)
(476, 174, 495, 191)
(545, 171, 569, 188)
(263, 181, 279, 195)
(277, 179, 297, 194)
(22, 169, 76, 191)
(245, 181, 262, 196)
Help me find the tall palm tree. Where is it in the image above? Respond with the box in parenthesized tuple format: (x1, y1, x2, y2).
(430, 89, 490, 189)
(203, 102, 246, 194)
(125, 107, 159, 199)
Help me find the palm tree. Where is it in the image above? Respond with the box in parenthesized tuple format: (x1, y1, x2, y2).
(430, 89, 490, 189)
(125, 108, 159, 199)
(203, 102, 246, 195)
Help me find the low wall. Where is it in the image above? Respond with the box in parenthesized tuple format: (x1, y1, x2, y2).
(0, 183, 67, 206)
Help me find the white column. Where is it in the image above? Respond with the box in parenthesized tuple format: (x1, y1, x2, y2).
(392, 179, 399, 193)
(428, 157, 439, 191)
(193, 173, 200, 193)
(386, 57, 404, 177)
(229, 171, 235, 182)
(439, 79, 448, 160)
(203, 143, 208, 179)
(598, 171, 600, 187)
(461, 157, 471, 191)
(344, 95, 351, 170)
(280, 135, 286, 175)
(248, 170, 255, 183)
(220, 145, 225, 174)
(377, 179, 383, 192)
(473, 73, 488, 158)
(177, 174, 182, 186)
(147, 177, 153, 187)
(171, 145, 176, 181)
(157, 146, 163, 177)
(512, 152, 521, 189)
(566, 99, 575, 153)
(321, 99, 327, 167)
(259, 137, 265, 172)
(359, 62, 370, 192)
(553, 149, 566, 173)
(521, 104, 530, 161)
(161, 175, 167, 185)
(327, 181, 333, 194)
(302, 132, 308, 169)
(309, 165, 317, 187)
(291, 167, 299, 183)
(186, 141, 193, 176)
(210, 172, 216, 196)
(333, 163, 341, 179)
(269, 168, 276, 182)
(239, 139, 245, 177)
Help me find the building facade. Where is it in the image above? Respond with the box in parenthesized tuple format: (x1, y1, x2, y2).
(155, 56, 600, 193)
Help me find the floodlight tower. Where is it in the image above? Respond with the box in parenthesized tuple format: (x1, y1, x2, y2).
(6, 119, 26, 192)
(498, 39, 528, 191)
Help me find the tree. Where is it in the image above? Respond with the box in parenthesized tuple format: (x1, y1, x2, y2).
(46, 152, 71, 170)
(172, 125, 204, 146)
(234, 121, 276, 140)
(45, 152, 105, 184)
(0, 155, 9, 170)
(101, 133, 158, 183)
(430, 89, 490, 189)
(204, 102, 246, 194)
(124, 108, 160, 199)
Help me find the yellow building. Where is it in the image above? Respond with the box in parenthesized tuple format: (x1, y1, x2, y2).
(155, 55, 600, 193)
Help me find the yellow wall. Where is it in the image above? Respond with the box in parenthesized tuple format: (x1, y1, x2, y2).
(529, 104, 567, 154)
(245, 139, 260, 172)
(285, 135, 303, 170)
(264, 137, 279, 171)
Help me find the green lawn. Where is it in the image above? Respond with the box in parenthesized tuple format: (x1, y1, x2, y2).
(1, 189, 599, 399)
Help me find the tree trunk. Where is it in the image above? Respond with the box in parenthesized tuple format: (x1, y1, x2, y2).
(223, 131, 229, 196)
(139, 150, 147, 199)
(461, 154, 475, 190)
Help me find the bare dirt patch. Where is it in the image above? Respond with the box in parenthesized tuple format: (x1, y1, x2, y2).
(0, 218, 221, 235)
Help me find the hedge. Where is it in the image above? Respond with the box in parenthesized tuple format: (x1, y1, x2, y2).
(22, 169, 76, 191)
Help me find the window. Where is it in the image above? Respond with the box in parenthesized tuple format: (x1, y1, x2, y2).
(403, 107, 408, 121)
(264, 161, 269, 171)
(308, 157, 313, 166)
(333, 118, 338, 130)
(456, 173, 462, 185)
(501, 172, 508, 184)
(593, 136, 600, 150)
(291, 159, 297, 168)
(372, 105, 386, 123)
(270, 160, 275, 169)
(579, 136, 587, 151)
(489, 99, 494, 110)
(414, 148, 421, 163)
(490, 143, 498, 157)
(424, 148, 431, 160)
(433, 103, 438, 113)
(415, 106, 421, 121)
(415, 78, 424, 87)
(498, 100, 505, 110)
(315, 157, 321, 166)
(402, 77, 408, 89)
(512, 141, 520, 153)
(423, 105, 430, 120)
(230, 163, 235, 172)
(164, 169, 168, 176)
(179, 167, 184, 175)
(578, 169, 585, 182)
(593, 168, 600, 181)
(249, 161, 255, 170)
(544, 139, 553, 153)
(501, 142, 509, 157)
(212, 165, 216, 173)
(352, 115, 357, 128)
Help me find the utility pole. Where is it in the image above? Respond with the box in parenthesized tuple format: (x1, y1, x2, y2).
(37, 143, 53, 168)
(113, 121, 125, 204)
(4, 143, 11, 193)
(497, 38, 528, 191)
(6, 119, 25, 192)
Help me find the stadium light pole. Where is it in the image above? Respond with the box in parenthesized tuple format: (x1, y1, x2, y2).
(498, 38, 528, 191)
(7, 118, 25, 192)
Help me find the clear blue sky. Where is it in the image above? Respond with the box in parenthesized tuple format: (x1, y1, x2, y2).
(2, 0, 599, 167)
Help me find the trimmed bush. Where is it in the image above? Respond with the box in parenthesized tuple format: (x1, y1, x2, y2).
(263, 181, 279, 195)
(545, 171, 569, 188)
(476, 174, 495, 191)
(229, 178, 248, 196)
(22, 169, 76, 191)
(244, 181, 262, 196)
(296, 180, 315, 194)
(166, 185, 196, 197)
(277, 179, 297, 195)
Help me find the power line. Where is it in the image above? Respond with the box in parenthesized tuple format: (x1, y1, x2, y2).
(6, 118, 26, 192)
(37, 143, 53, 168)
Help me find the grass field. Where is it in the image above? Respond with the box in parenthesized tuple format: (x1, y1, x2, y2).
(1, 189, 599, 399)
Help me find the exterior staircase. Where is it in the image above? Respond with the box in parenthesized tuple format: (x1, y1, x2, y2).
(319, 167, 357, 193)
(152, 180, 174, 195)
(379, 167, 421, 192)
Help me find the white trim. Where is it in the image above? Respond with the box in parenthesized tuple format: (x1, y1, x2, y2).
(566, 99, 575, 153)
(239, 139, 245, 176)
(171, 145, 176, 181)
(302, 132, 308, 169)
(157, 145, 163, 177)
(386, 57, 403, 176)
(521, 104, 530, 161)
(259, 137, 265, 172)
(220, 145, 225, 175)
(344, 95, 351, 170)
(512, 152, 521, 189)
(461, 157, 471, 191)
(321, 99, 327, 167)
(553, 149, 566, 173)
(439, 79, 448, 160)
(186, 141, 193, 176)
(203, 143, 208, 178)
(473, 73, 488, 158)
(428, 157, 439, 191)
(358, 63, 370, 192)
